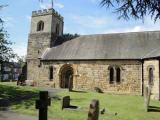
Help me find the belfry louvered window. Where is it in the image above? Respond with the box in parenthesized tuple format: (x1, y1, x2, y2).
(37, 21, 44, 31)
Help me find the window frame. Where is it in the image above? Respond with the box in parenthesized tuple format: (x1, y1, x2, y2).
(37, 21, 44, 31)
(148, 67, 154, 86)
(116, 67, 121, 83)
(109, 67, 114, 84)
(49, 66, 53, 81)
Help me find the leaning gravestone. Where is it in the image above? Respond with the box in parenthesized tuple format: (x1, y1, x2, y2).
(62, 96, 70, 110)
(144, 85, 151, 112)
(88, 99, 99, 120)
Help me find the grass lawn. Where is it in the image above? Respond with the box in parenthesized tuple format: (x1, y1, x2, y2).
(0, 82, 160, 120)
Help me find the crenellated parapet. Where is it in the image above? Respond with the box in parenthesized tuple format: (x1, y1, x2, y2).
(32, 8, 63, 20)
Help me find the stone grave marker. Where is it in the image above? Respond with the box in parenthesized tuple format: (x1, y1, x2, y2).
(62, 96, 70, 110)
(36, 91, 51, 120)
(144, 85, 151, 112)
(87, 99, 99, 120)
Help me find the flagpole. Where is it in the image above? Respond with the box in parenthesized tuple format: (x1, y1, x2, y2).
(51, 0, 54, 8)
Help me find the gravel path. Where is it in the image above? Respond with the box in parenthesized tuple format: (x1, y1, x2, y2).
(0, 111, 38, 120)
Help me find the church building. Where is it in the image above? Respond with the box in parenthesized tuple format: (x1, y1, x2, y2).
(27, 8, 160, 100)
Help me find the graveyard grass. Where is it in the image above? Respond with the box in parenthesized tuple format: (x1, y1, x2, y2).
(1, 82, 160, 120)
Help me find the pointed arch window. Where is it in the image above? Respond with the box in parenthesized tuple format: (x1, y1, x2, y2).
(37, 21, 44, 31)
(110, 67, 114, 84)
(116, 67, 121, 83)
(149, 68, 153, 86)
(49, 66, 53, 80)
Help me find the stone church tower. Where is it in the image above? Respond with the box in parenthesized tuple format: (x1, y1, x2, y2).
(27, 8, 63, 81)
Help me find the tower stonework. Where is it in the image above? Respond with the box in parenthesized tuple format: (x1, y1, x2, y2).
(27, 8, 63, 81)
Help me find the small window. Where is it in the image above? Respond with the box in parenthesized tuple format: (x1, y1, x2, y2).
(110, 68, 114, 84)
(116, 67, 121, 83)
(49, 66, 53, 80)
(37, 21, 44, 31)
(56, 24, 59, 35)
(149, 68, 153, 85)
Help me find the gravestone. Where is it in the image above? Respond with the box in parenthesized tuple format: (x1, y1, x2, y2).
(36, 91, 51, 120)
(144, 85, 151, 112)
(94, 87, 103, 93)
(88, 99, 99, 120)
(62, 96, 70, 110)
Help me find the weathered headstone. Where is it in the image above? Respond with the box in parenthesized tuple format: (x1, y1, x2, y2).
(36, 91, 51, 120)
(100, 108, 105, 114)
(94, 87, 103, 93)
(62, 96, 70, 110)
(88, 99, 99, 120)
(144, 85, 151, 112)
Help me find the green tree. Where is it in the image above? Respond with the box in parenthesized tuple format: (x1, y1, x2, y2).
(100, 0, 160, 21)
(54, 33, 80, 46)
(0, 5, 16, 62)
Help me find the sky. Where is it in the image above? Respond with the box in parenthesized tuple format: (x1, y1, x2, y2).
(0, 0, 160, 57)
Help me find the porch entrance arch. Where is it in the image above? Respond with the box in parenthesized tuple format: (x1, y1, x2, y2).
(59, 65, 73, 89)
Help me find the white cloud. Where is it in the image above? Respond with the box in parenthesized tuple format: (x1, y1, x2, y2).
(25, 15, 31, 22)
(98, 16, 160, 34)
(12, 42, 27, 57)
(67, 14, 160, 35)
(71, 15, 108, 28)
(102, 26, 142, 34)
(128, 26, 142, 32)
(54, 2, 64, 9)
(39, 3, 52, 9)
(102, 24, 160, 34)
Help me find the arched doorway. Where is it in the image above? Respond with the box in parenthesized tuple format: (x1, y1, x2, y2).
(59, 65, 73, 89)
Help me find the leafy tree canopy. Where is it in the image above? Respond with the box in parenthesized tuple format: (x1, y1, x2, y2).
(100, 0, 160, 21)
(0, 5, 16, 62)
(54, 33, 80, 46)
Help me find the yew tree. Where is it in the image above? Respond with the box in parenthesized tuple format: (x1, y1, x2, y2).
(100, 0, 160, 21)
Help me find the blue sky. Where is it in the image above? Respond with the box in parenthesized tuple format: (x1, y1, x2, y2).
(1, 0, 160, 57)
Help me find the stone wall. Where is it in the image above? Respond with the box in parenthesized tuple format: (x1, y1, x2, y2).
(27, 33, 52, 59)
(27, 32, 52, 81)
(27, 9, 64, 82)
(31, 9, 63, 35)
(27, 59, 40, 81)
(37, 60, 142, 95)
(143, 60, 160, 100)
